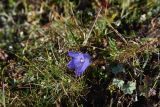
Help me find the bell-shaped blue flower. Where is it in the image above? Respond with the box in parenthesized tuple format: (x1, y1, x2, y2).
(67, 51, 91, 76)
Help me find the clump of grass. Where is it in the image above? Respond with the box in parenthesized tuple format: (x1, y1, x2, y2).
(112, 38, 159, 62)
(0, 1, 87, 106)
(2, 47, 86, 106)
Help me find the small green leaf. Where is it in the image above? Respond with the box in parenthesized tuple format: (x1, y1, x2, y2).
(112, 79, 136, 94)
(112, 78, 124, 89)
(112, 64, 125, 74)
(121, 81, 136, 94)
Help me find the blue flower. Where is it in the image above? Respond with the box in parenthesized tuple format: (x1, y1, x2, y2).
(67, 51, 91, 76)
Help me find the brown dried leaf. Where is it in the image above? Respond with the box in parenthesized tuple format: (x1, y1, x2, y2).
(0, 49, 8, 61)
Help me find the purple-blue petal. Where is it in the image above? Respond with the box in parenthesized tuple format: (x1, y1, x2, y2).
(68, 51, 79, 58)
(75, 57, 90, 76)
(67, 61, 75, 69)
(83, 53, 91, 60)
(73, 58, 83, 69)
(67, 51, 91, 76)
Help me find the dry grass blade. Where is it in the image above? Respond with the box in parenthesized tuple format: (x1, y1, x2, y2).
(82, 7, 102, 46)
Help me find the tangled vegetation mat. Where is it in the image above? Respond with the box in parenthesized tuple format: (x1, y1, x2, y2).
(0, 0, 160, 107)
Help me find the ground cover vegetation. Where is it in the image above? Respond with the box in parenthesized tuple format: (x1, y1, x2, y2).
(0, 0, 160, 107)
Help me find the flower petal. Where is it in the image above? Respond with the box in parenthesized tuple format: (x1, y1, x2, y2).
(67, 51, 91, 77)
(75, 58, 90, 76)
(73, 58, 83, 68)
(68, 51, 79, 58)
(67, 60, 75, 69)
(83, 53, 91, 60)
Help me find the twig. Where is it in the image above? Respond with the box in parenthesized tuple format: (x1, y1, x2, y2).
(82, 7, 102, 46)
(61, 82, 69, 97)
(2, 82, 6, 107)
(152, 72, 160, 88)
(107, 22, 128, 44)
(109, 98, 113, 107)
